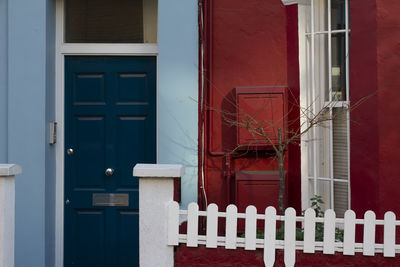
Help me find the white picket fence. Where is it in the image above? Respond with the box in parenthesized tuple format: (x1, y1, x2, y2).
(167, 202, 400, 267)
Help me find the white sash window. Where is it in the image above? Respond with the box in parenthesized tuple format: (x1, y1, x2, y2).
(299, 0, 350, 217)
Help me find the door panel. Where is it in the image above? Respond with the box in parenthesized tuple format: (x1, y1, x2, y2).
(74, 116, 106, 187)
(64, 56, 156, 267)
(117, 73, 148, 103)
(117, 116, 150, 188)
(73, 73, 106, 104)
(73, 210, 106, 267)
(116, 211, 139, 266)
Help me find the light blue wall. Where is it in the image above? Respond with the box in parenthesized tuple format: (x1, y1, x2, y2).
(7, 0, 55, 266)
(45, 0, 56, 266)
(3, 1, 197, 266)
(0, 0, 7, 163)
(158, 0, 198, 208)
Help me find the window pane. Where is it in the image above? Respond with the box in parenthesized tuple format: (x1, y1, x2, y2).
(313, 0, 328, 32)
(334, 181, 348, 217)
(331, 33, 346, 101)
(305, 0, 311, 33)
(313, 35, 329, 101)
(331, 0, 346, 30)
(332, 107, 348, 180)
(317, 179, 331, 210)
(65, 0, 157, 43)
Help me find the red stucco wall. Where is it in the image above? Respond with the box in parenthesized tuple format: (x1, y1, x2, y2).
(188, 1, 400, 265)
(376, 0, 400, 216)
(285, 4, 301, 214)
(201, 0, 301, 215)
(350, 0, 380, 217)
(350, 0, 400, 223)
(201, 0, 400, 231)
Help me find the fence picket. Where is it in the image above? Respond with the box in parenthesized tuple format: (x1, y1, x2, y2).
(225, 205, 238, 249)
(303, 208, 316, 253)
(264, 206, 276, 267)
(284, 208, 296, 267)
(168, 203, 398, 261)
(363, 210, 376, 256)
(187, 202, 199, 247)
(206, 203, 218, 248)
(167, 201, 180, 246)
(343, 210, 356, 255)
(323, 209, 336, 254)
(245, 205, 257, 250)
(384, 211, 396, 257)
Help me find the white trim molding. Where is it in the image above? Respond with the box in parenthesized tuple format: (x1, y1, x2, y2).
(283, 0, 311, 6)
(281, 0, 298, 6)
(60, 43, 158, 56)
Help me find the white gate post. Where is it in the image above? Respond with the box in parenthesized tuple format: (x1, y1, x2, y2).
(133, 164, 184, 267)
(0, 164, 21, 267)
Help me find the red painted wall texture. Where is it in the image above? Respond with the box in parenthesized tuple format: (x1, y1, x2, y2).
(201, 0, 301, 215)
(285, 4, 301, 214)
(376, 0, 400, 216)
(350, 0, 380, 217)
(350, 0, 400, 224)
(206, 0, 287, 153)
(188, 1, 400, 265)
(201, 0, 400, 235)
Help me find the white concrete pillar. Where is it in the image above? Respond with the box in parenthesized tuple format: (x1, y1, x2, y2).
(133, 164, 184, 267)
(0, 164, 21, 267)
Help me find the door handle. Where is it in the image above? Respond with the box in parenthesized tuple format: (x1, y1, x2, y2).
(105, 168, 114, 176)
(67, 148, 74, 156)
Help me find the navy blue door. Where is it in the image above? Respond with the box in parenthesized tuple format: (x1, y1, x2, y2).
(64, 57, 156, 267)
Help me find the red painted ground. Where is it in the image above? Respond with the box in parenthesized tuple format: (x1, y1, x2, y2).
(175, 245, 400, 266)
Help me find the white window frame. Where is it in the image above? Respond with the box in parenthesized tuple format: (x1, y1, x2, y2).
(55, 0, 158, 266)
(298, 0, 351, 215)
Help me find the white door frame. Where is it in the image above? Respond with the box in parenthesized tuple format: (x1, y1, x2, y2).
(55, 1, 158, 266)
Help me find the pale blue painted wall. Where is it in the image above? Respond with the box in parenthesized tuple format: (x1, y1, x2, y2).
(7, 0, 55, 266)
(44, 1, 56, 266)
(158, 0, 198, 208)
(2, 0, 198, 266)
